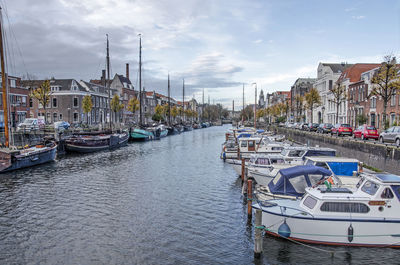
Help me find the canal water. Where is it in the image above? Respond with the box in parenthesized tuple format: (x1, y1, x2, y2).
(0, 125, 398, 265)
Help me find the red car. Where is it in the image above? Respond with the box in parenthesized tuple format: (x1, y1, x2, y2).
(331, 123, 353, 136)
(353, 124, 379, 140)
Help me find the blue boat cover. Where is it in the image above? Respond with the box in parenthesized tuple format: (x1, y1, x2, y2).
(327, 162, 358, 176)
(268, 165, 332, 197)
(237, 133, 252, 139)
(256, 129, 265, 133)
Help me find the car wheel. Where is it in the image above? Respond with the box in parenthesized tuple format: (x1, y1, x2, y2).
(379, 137, 384, 143)
(361, 134, 365, 140)
(396, 138, 400, 148)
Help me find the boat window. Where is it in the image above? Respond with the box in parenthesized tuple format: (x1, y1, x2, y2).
(303, 196, 317, 209)
(272, 147, 283, 151)
(361, 181, 380, 195)
(256, 158, 270, 165)
(248, 141, 255, 148)
(271, 159, 285, 164)
(320, 202, 370, 213)
(305, 160, 314, 166)
(241, 141, 247, 147)
(289, 175, 308, 193)
(315, 162, 329, 170)
(288, 150, 304, 157)
(381, 188, 394, 199)
(308, 174, 324, 186)
(272, 173, 282, 185)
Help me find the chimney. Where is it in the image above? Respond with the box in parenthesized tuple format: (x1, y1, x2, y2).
(126, 63, 129, 80)
(101, 69, 106, 87)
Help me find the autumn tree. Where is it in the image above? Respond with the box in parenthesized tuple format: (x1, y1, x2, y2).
(82, 95, 93, 124)
(127, 97, 139, 114)
(370, 56, 400, 129)
(111, 94, 124, 125)
(305, 88, 321, 123)
(171, 105, 178, 122)
(30, 80, 52, 123)
(329, 82, 347, 124)
(294, 95, 305, 122)
(153, 104, 164, 122)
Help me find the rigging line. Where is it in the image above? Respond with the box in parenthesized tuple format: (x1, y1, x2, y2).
(3, 2, 28, 78)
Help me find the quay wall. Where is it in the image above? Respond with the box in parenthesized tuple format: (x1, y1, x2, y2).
(273, 127, 400, 174)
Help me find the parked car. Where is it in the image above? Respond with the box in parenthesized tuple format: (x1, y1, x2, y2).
(16, 118, 44, 132)
(54, 121, 70, 132)
(379, 126, 400, 146)
(331, 123, 353, 136)
(317, 123, 333, 134)
(301, 123, 309, 130)
(353, 124, 379, 140)
(307, 123, 319, 132)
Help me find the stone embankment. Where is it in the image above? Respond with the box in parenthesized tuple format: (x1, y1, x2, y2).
(273, 127, 400, 174)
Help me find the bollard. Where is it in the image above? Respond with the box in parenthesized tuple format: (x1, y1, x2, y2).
(242, 168, 248, 195)
(254, 209, 263, 258)
(247, 179, 253, 218)
(241, 158, 245, 181)
(237, 148, 240, 160)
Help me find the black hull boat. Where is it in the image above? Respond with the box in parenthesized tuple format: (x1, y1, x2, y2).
(0, 141, 57, 173)
(65, 132, 129, 153)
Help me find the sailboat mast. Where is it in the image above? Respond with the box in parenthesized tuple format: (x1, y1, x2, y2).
(0, 8, 9, 147)
(138, 34, 142, 126)
(182, 78, 185, 122)
(168, 73, 171, 126)
(242, 83, 244, 124)
(106, 34, 111, 130)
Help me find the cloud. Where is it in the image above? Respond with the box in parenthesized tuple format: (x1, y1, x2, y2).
(352, 15, 365, 20)
(253, 39, 263, 44)
(345, 7, 355, 12)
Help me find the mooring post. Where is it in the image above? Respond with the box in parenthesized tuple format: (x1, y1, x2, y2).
(242, 167, 248, 195)
(247, 179, 253, 218)
(254, 209, 263, 258)
(241, 158, 245, 181)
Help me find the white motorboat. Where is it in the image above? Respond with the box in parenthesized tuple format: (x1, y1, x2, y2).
(253, 173, 400, 247)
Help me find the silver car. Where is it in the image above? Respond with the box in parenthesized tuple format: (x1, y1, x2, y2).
(379, 126, 400, 147)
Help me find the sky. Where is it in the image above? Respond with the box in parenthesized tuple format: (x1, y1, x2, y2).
(1, 0, 400, 109)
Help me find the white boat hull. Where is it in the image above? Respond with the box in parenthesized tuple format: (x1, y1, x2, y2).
(254, 203, 400, 247)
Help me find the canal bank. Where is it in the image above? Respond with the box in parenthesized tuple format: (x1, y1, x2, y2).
(0, 125, 398, 264)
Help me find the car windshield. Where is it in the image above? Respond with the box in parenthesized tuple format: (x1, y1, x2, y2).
(341, 124, 351, 127)
(366, 126, 376, 130)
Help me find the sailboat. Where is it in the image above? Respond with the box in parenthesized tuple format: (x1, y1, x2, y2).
(130, 34, 155, 141)
(65, 34, 129, 152)
(0, 7, 57, 173)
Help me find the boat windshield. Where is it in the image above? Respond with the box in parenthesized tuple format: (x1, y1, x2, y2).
(361, 180, 380, 195)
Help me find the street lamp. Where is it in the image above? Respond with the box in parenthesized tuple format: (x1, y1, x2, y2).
(322, 106, 325, 123)
(252, 82, 257, 129)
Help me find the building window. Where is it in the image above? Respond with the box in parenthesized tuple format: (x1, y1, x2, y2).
(47, 113, 51, 123)
(10, 79, 16, 88)
(52, 98, 57, 108)
(391, 113, 396, 125)
(29, 98, 33, 108)
(73, 97, 78, 107)
(371, 97, 376, 108)
(59, 113, 63, 120)
(53, 112, 57, 122)
(391, 94, 396, 106)
(370, 113, 376, 127)
(73, 112, 78, 122)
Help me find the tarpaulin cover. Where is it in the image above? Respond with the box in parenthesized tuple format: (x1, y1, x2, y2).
(327, 162, 358, 176)
(268, 165, 332, 197)
(304, 150, 336, 159)
(237, 133, 252, 139)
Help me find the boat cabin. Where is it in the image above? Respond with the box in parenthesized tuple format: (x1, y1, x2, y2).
(281, 146, 336, 162)
(300, 173, 400, 218)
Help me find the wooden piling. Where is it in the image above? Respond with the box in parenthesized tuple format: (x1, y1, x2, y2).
(247, 179, 253, 218)
(254, 209, 263, 258)
(241, 158, 245, 181)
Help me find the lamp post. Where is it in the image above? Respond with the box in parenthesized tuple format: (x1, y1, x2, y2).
(252, 82, 257, 129)
(322, 106, 325, 123)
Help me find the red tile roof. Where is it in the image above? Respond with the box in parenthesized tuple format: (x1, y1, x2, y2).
(338, 63, 380, 83)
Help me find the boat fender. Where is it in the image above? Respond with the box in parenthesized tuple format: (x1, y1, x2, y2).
(278, 220, 291, 238)
(222, 152, 226, 162)
(348, 224, 354, 242)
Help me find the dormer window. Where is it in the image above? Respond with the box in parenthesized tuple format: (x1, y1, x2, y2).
(123, 82, 128, 88)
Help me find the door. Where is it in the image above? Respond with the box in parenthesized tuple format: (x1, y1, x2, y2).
(248, 140, 255, 152)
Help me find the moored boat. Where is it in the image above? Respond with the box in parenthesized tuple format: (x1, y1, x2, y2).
(65, 131, 129, 153)
(253, 173, 400, 247)
(130, 128, 154, 141)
